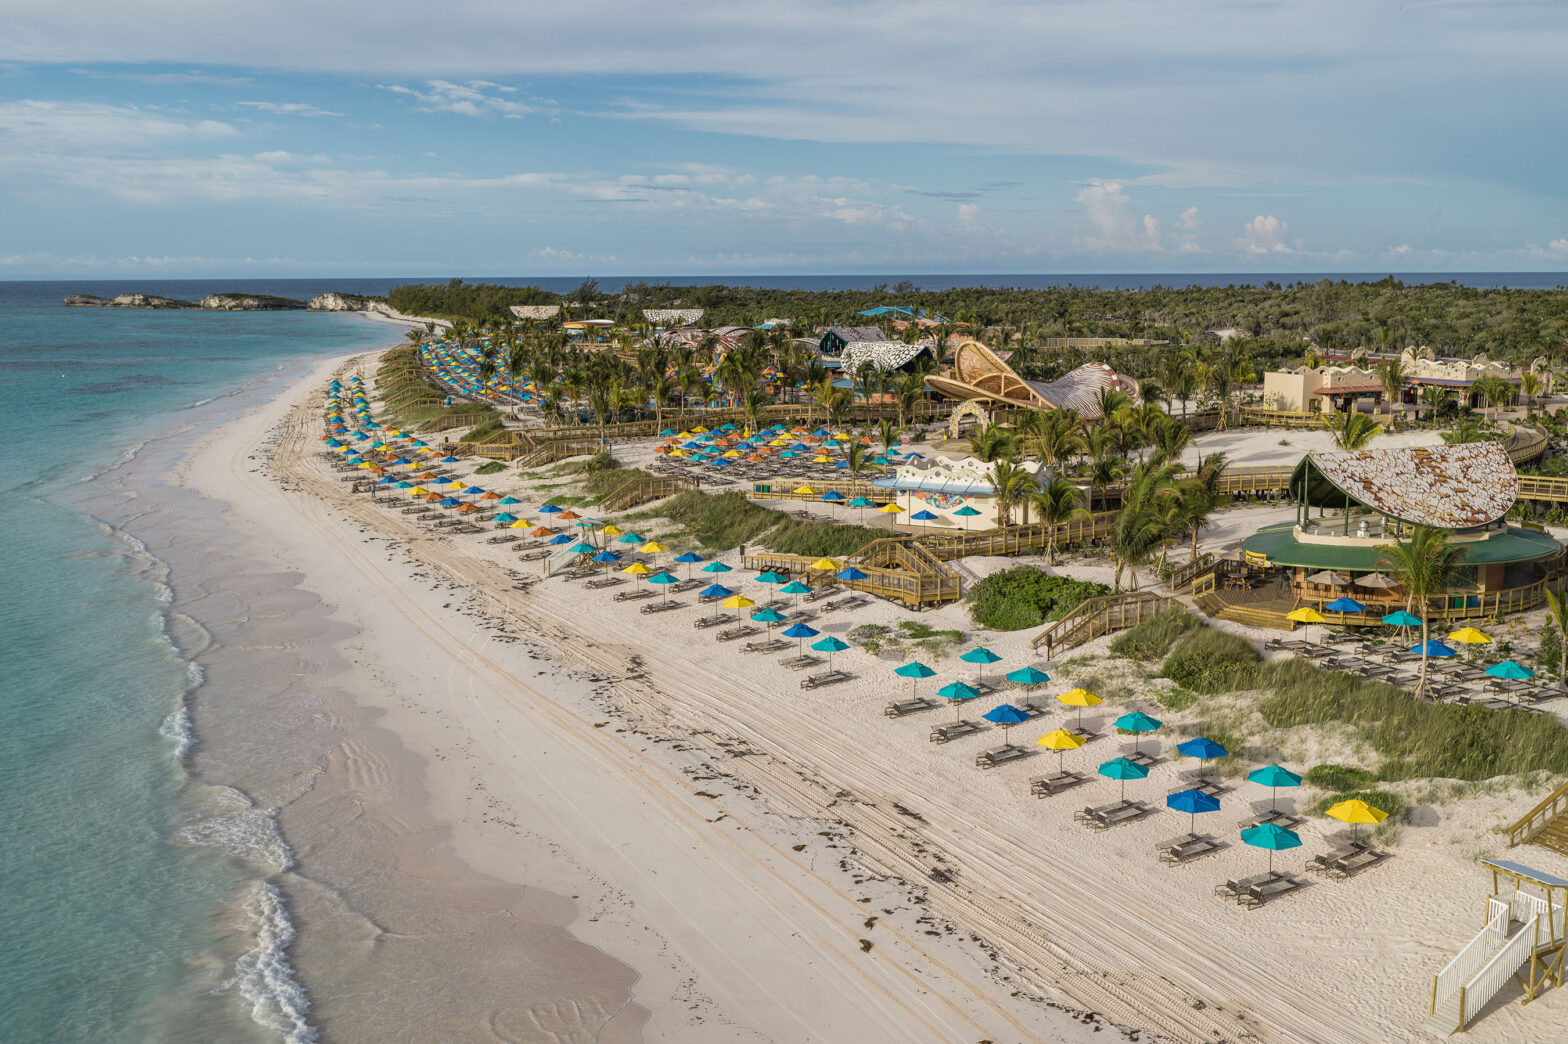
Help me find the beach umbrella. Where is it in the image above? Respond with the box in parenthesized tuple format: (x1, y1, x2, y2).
(616, 532, 645, 545)
(821, 490, 846, 503)
(674, 551, 705, 580)
(463, 486, 485, 495)
(1057, 687, 1103, 732)
(1241, 822, 1302, 872)
(811, 635, 850, 670)
(751, 608, 788, 630)
(539, 504, 563, 515)
(549, 534, 574, 545)
(721, 594, 755, 623)
(647, 570, 679, 603)
(1355, 572, 1398, 590)
(600, 524, 624, 537)
(794, 485, 817, 495)
(439, 497, 462, 507)
(1305, 570, 1350, 586)
(953, 504, 982, 531)
(1166, 788, 1221, 834)
(1037, 728, 1085, 772)
(1005, 665, 1051, 706)
(895, 661, 937, 700)
(910, 509, 939, 531)
(1447, 627, 1492, 645)
(1409, 639, 1456, 657)
(1176, 737, 1230, 775)
(622, 562, 652, 576)
(982, 703, 1031, 744)
(1485, 659, 1535, 681)
(510, 520, 531, 529)
(493, 512, 518, 523)
(1285, 605, 1327, 644)
(780, 579, 812, 605)
(638, 541, 668, 554)
(757, 570, 789, 585)
(497, 496, 521, 505)
(960, 646, 1003, 688)
(836, 566, 868, 582)
(937, 681, 982, 721)
(879, 501, 905, 529)
(1097, 756, 1149, 802)
(782, 622, 820, 656)
(1114, 710, 1163, 756)
(1381, 609, 1421, 642)
(701, 561, 733, 575)
(1247, 764, 1302, 811)
(1325, 596, 1366, 613)
(699, 583, 734, 599)
(569, 541, 596, 554)
(592, 549, 620, 565)
(1325, 798, 1388, 842)
(809, 558, 840, 572)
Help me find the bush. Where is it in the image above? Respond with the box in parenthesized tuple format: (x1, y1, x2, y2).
(474, 461, 505, 475)
(1156, 687, 1199, 712)
(965, 567, 1109, 632)
(1304, 764, 1377, 792)
(1110, 608, 1206, 660)
(660, 490, 878, 557)
(1160, 630, 1261, 692)
(1258, 657, 1568, 781)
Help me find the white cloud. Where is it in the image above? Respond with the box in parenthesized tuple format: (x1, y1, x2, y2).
(1238, 214, 1293, 254)
(380, 80, 538, 117)
(1074, 180, 1161, 252)
(1524, 238, 1568, 257)
(236, 101, 341, 117)
(1177, 206, 1200, 231)
(0, 99, 237, 152)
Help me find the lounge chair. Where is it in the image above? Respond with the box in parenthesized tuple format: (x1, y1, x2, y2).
(516, 549, 550, 562)
(804, 584, 841, 604)
(692, 615, 725, 630)
(614, 588, 654, 602)
(639, 600, 684, 614)
(741, 638, 789, 654)
(800, 669, 851, 690)
(487, 533, 520, 544)
(1215, 870, 1282, 901)
(669, 578, 704, 593)
(1238, 808, 1302, 831)
(1121, 749, 1160, 768)
(717, 625, 760, 642)
(1305, 841, 1367, 875)
(929, 720, 984, 744)
(1239, 875, 1308, 909)
(883, 696, 940, 718)
(1158, 836, 1223, 864)
(975, 744, 1032, 769)
(1326, 848, 1389, 879)
(1171, 776, 1228, 797)
(1076, 799, 1150, 830)
(777, 654, 823, 671)
(1030, 770, 1087, 797)
(585, 576, 626, 590)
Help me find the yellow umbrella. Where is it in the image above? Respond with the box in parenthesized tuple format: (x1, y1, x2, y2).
(623, 562, 652, 575)
(809, 557, 840, 571)
(1036, 728, 1086, 772)
(670, 449, 687, 457)
(409, 486, 429, 495)
(509, 520, 530, 529)
(794, 485, 817, 495)
(723, 449, 742, 458)
(692, 426, 709, 433)
(1056, 687, 1103, 733)
(878, 501, 904, 529)
(1447, 627, 1492, 645)
(720, 594, 755, 609)
(1286, 605, 1327, 644)
(812, 455, 833, 463)
(676, 431, 692, 439)
(639, 541, 668, 553)
(1326, 798, 1388, 842)
(600, 524, 624, 536)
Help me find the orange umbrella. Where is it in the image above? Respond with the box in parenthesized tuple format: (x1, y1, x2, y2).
(480, 491, 502, 501)
(529, 525, 557, 537)
(457, 502, 479, 513)
(423, 492, 443, 502)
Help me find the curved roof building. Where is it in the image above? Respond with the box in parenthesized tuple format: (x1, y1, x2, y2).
(923, 339, 1138, 420)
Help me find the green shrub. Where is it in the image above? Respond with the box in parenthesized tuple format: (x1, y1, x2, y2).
(474, 461, 505, 475)
(965, 567, 1109, 632)
(1304, 764, 1377, 791)
(660, 490, 878, 557)
(1258, 657, 1568, 782)
(1110, 608, 1206, 660)
(1160, 630, 1261, 692)
(1156, 687, 1199, 712)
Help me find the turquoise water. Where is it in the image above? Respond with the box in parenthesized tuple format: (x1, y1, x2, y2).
(0, 283, 397, 1042)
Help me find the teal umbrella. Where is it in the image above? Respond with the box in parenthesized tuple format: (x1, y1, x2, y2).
(1247, 764, 1302, 811)
(811, 635, 850, 669)
(895, 660, 936, 700)
(960, 646, 1003, 688)
(1097, 756, 1149, 801)
(1485, 659, 1534, 680)
(751, 608, 788, 628)
(757, 570, 789, 584)
(1241, 822, 1302, 873)
(701, 561, 733, 574)
(953, 504, 982, 531)
(1005, 665, 1051, 705)
(1113, 710, 1163, 755)
(780, 580, 812, 604)
(937, 680, 982, 721)
(647, 570, 679, 603)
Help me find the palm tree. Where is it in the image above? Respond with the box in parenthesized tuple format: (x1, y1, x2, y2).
(1177, 451, 1229, 561)
(1474, 375, 1514, 420)
(1151, 415, 1193, 467)
(1157, 348, 1197, 419)
(1377, 526, 1471, 700)
(1030, 475, 1089, 564)
(1320, 410, 1383, 451)
(1374, 358, 1406, 423)
(1095, 386, 1131, 425)
(1031, 409, 1085, 471)
(1110, 454, 1183, 590)
(878, 417, 904, 458)
(1440, 419, 1487, 445)
(1089, 453, 1127, 512)
(1544, 582, 1568, 682)
(1520, 371, 1545, 415)
(894, 372, 926, 429)
(968, 423, 1022, 463)
(1203, 344, 1255, 430)
(987, 459, 1036, 527)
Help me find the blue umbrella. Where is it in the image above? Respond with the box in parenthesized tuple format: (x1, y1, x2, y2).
(548, 534, 573, 545)
(982, 703, 1032, 743)
(1241, 822, 1302, 873)
(700, 583, 734, 598)
(674, 550, 706, 580)
(591, 550, 621, 562)
(1166, 787, 1221, 833)
(811, 635, 849, 669)
(1410, 640, 1457, 658)
(782, 622, 820, 655)
(1325, 596, 1367, 613)
(539, 504, 564, 514)
(910, 509, 938, 530)
(837, 567, 868, 581)
(1247, 764, 1302, 810)
(821, 490, 846, 502)
(1098, 756, 1149, 801)
(1176, 737, 1229, 775)
(937, 681, 982, 721)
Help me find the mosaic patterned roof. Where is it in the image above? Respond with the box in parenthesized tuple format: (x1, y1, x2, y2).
(509, 305, 560, 320)
(644, 308, 704, 325)
(839, 340, 937, 374)
(1301, 442, 1517, 528)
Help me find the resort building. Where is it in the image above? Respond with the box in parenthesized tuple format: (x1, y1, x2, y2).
(870, 455, 1039, 529)
(924, 339, 1139, 421)
(1239, 443, 1561, 615)
(1262, 352, 1521, 412)
(838, 339, 939, 377)
(818, 326, 888, 357)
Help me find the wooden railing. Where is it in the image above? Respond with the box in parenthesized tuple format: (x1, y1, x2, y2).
(1515, 474, 1568, 504)
(599, 476, 697, 513)
(916, 511, 1117, 560)
(748, 478, 895, 503)
(1031, 591, 1179, 653)
(1503, 423, 1549, 464)
(741, 542, 961, 608)
(1168, 552, 1218, 592)
(1508, 779, 1568, 849)
(1239, 406, 1325, 428)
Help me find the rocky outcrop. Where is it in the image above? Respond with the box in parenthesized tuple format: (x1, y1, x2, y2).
(199, 293, 306, 310)
(308, 292, 376, 312)
(110, 294, 196, 309)
(64, 294, 111, 307)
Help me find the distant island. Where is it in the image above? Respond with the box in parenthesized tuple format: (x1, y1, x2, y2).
(64, 291, 385, 312)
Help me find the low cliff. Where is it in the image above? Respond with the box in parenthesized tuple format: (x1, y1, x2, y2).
(199, 293, 306, 310)
(307, 292, 378, 312)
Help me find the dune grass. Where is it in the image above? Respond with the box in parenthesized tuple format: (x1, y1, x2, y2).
(1160, 629, 1262, 693)
(657, 489, 879, 557)
(1110, 607, 1207, 660)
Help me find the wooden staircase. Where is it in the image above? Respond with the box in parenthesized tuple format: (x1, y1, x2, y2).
(1509, 780, 1568, 857)
(1031, 591, 1180, 653)
(599, 476, 696, 513)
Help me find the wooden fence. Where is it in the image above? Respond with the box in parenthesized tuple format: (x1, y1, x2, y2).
(1031, 591, 1180, 654)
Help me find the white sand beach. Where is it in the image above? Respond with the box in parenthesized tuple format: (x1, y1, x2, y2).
(171, 348, 1568, 1043)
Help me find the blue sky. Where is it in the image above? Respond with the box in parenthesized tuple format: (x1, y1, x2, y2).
(3, 0, 1566, 277)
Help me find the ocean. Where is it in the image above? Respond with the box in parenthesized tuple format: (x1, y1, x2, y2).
(0, 281, 398, 1042)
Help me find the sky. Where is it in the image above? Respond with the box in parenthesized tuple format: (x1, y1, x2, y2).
(2, 0, 1566, 278)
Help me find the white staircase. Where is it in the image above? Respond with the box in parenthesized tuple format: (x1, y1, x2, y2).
(1425, 891, 1548, 1034)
